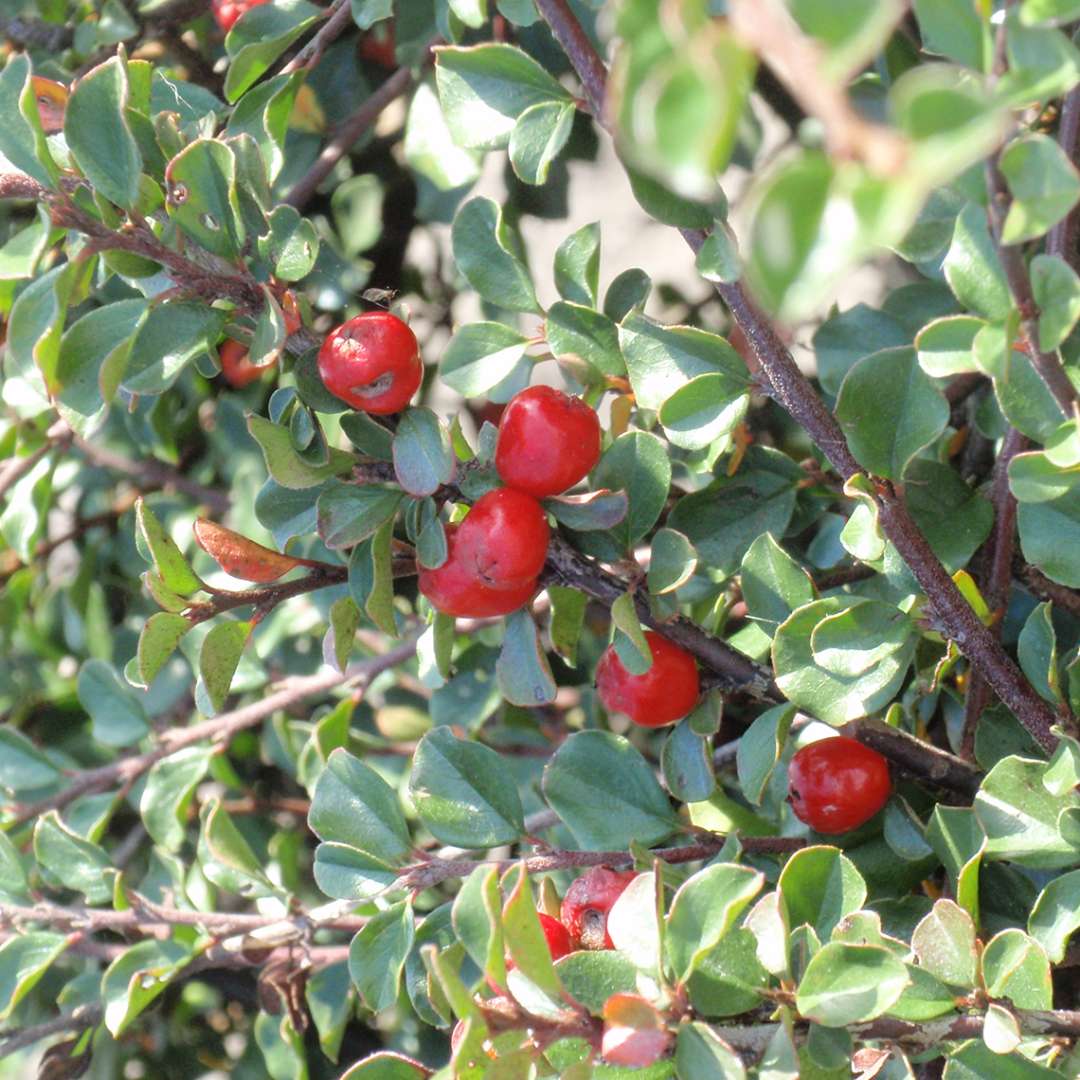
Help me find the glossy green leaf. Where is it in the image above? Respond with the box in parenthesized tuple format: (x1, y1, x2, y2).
(496, 608, 557, 707)
(509, 99, 574, 185)
(777, 845, 867, 940)
(348, 901, 415, 1012)
(0, 54, 58, 187)
(33, 810, 114, 904)
(795, 943, 909, 1026)
(102, 939, 191, 1036)
(78, 658, 149, 747)
(139, 746, 213, 852)
(1000, 133, 1080, 244)
(914, 315, 982, 377)
(197, 797, 278, 897)
(554, 221, 601, 307)
(911, 899, 977, 988)
(0, 933, 68, 1021)
(198, 619, 250, 713)
(136, 612, 191, 687)
(393, 408, 456, 497)
(451, 197, 541, 313)
(224, 0, 323, 101)
(440, 321, 530, 395)
(546, 302, 625, 377)
(316, 481, 403, 550)
(943, 202, 1011, 319)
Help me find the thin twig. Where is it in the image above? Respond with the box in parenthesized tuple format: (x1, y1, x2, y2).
(280, 0, 353, 75)
(1048, 85, 1080, 263)
(535, 0, 1064, 754)
(961, 426, 1028, 759)
(0, 1005, 101, 1062)
(1018, 559, 1080, 620)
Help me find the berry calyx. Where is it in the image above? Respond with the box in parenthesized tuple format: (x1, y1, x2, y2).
(787, 736, 892, 834)
(495, 385, 602, 498)
(560, 867, 636, 951)
(595, 631, 700, 728)
(417, 524, 537, 618)
(211, 0, 268, 33)
(455, 488, 550, 591)
(219, 339, 274, 389)
(318, 311, 422, 415)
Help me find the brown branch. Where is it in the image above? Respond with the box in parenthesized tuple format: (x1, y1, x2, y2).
(1018, 560, 1080, 620)
(0, 172, 49, 201)
(0, 1005, 101, 1062)
(1048, 85, 1080, 264)
(280, 0, 354, 75)
(398, 835, 806, 893)
(184, 566, 349, 624)
(986, 159, 1078, 417)
(535, 0, 1063, 754)
(727, 0, 907, 174)
(961, 426, 1028, 759)
(0, 15, 72, 51)
(0, 420, 71, 500)
(5, 635, 422, 829)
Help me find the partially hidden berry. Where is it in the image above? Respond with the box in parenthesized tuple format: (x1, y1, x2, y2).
(560, 867, 636, 951)
(595, 630, 700, 728)
(318, 311, 422, 415)
(219, 339, 274, 389)
(358, 21, 397, 67)
(211, 0, 268, 33)
(455, 487, 550, 591)
(787, 735, 892, 835)
(495, 385, 602, 498)
(417, 523, 537, 618)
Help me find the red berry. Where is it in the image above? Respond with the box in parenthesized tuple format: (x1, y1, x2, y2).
(787, 736, 892, 834)
(495, 385, 602, 498)
(281, 290, 302, 336)
(358, 22, 397, 68)
(514, 913, 571, 966)
(220, 339, 274, 389)
(318, 312, 422, 415)
(560, 867, 636, 950)
(417, 524, 537, 618)
(455, 488, 549, 591)
(595, 631, 700, 728)
(211, 0, 268, 33)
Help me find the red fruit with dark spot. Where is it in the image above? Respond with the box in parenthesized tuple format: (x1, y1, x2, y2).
(495, 385, 602, 498)
(595, 630, 700, 728)
(787, 736, 892, 834)
(211, 0, 268, 33)
(417, 524, 537, 618)
(560, 867, 636, 950)
(455, 488, 550, 591)
(318, 311, 422, 415)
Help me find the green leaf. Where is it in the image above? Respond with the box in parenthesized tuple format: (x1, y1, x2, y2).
(736, 704, 796, 807)
(123, 301, 227, 396)
(548, 585, 587, 667)
(309, 748, 411, 864)
(393, 408, 456, 497)
(496, 608, 557, 707)
(544, 490, 629, 532)
(982, 929, 1053, 1009)
(409, 727, 525, 847)
(440, 321, 531, 395)
(604, 267, 652, 322)
(607, 871, 663, 973)
(619, 311, 746, 412)
(404, 80, 483, 192)
(1018, 485, 1080, 586)
(611, 591, 651, 675)
(740, 534, 814, 631)
(258, 204, 319, 281)
(0, 54, 58, 187)
(1021, 0, 1080, 24)
(249, 416, 354, 490)
(912, 0, 992, 69)
(317, 481, 402, 550)
(542, 730, 678, 850)
(135, 498, 203, 595)
(139, 746, 213, 851)
(835, 346, 948, 480)
(452, 866, 505, 987)
(927, 805, 985, 923)
(1000, 133, 1080, 244)
(434, 43, 571, 151)
(102, 939, 191, 1036)
(197, 797, 279, 897)
(659, 372, 750, 451)
(777, 845, 867, 940)
(676, 1021, 746, 1079)
(1031, 254, 1080, 351)
(795, 943, 909, 1025)
(648, 528, 698, 595)
(813, 304, 912, 397)
(914, 315, 982, 377)
(136, 612, 191, 687)
(313, 843, 399, 902)
(1029, 869, 1080, 962)
(1001, 14, 1080, 105)
(509, 100, 575, 185)
(810, 600, 914, 678)
(661, 719, 716, 804)
(502, 866, 563, 1001)
(164, 139, 245, 259)
(0, 728, 57, 794)
(554, 222, 601, 307)
(0, 832, 32, 904)
(1017, 601, 1063, 704)
(695, 223, 742, 285)
(78, 658, 149, 747)
(451, 197, 541, 313)
(545, 302, 625, 377)
(198, 619, 250, 713)
(33, 810, 114, 904)
(65, 56, 141, 209)
(665, 864, 763, 982)
(975, 756, 1080, 868)
(911, 899, 977, 988)
(226, 73, 302, 183)
(224, 0, 324, 101)
(348, 901, 415, 1012)
(943, 202, 1011, 319)
(0, 933, 68, 1023)
(556, 951, 639, 1014)
(338, 1053, 430, 1080)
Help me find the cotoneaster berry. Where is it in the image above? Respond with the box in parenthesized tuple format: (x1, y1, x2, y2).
(787, 736, 892, 834)
(211, 0, 268, 33)
(495, 385, 602, 498)
(595, 630, 700, 728)
(509, 913, 572, 969)
(560, 867, 635, 951)
(358, 22, 397, 68)
(455, 488, 550, 590)
(417, 524, 537, 618)
(318, 311, 422, 415)
(219, 339, 273, 389)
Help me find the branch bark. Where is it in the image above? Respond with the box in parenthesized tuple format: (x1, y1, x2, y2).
(1048, 85, 1080, 264)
